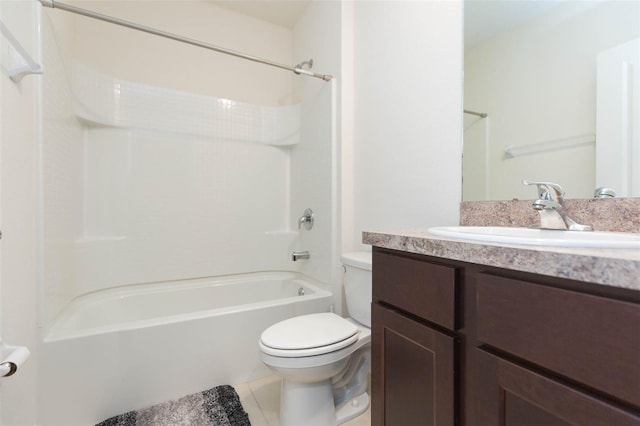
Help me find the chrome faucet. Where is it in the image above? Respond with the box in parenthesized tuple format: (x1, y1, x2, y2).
(298, 208, 314, 230)
(523, 180, 593, 231)
(594, 187, 615, 198)
(291, 251, 310, 261)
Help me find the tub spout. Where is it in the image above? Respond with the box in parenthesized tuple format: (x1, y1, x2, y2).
(291, 251, 310, 261)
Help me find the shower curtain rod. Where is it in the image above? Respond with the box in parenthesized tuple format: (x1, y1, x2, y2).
(464, 109, 487, 118)
(38, 0, 333, 82)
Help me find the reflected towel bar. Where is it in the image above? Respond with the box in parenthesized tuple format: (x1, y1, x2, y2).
(464, 109, 488, 118)
(504, 133, 595, 159)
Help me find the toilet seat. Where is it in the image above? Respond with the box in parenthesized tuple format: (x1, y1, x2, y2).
(260, 313, 359, 357)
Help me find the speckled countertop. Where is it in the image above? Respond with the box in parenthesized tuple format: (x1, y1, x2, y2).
(364, 198, 640, 290)
(362, 229, 640, 290)
(363, 228, 640, 291)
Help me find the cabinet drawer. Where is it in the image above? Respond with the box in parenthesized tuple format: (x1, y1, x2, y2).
(476, 273, 640, 407)
(373, 250, 459, 330)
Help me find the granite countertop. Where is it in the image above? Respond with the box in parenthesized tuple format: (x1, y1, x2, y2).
(363, 228, 640, 291)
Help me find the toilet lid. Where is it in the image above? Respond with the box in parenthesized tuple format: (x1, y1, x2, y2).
(260, 312, 358, 352)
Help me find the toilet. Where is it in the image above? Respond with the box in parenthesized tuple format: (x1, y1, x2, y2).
(259, 251, 372, 426)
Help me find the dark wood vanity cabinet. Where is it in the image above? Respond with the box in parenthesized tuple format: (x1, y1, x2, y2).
(371, 249, 460, 426)
(371, 247, 640, 426)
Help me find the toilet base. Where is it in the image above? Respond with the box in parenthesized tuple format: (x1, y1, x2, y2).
(278, 378, 369, 426)
(336, 392, 369, 425)
(280, 379, 336, 426)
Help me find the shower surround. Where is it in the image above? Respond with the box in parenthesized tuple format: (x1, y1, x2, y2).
(37, 2, 339, 423)
(65, 63, 305, 299)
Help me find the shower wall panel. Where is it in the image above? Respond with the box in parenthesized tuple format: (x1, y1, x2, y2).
(291, 0, 341, 292)
(289, 83, 336, 286)
(40, 25, 300, 328)
(71, 65, 299, 296)
(78, 126, 293, 295)
(41, 15, 85, 326)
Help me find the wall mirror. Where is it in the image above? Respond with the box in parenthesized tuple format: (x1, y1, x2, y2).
(463, 0, 639, 201)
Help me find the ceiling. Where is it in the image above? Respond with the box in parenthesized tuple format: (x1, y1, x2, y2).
(464, 0, 563, 51)
(209, 0, 567, 49)
(209, 0, 310, 29)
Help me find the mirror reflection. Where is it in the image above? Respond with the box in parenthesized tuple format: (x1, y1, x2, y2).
(463, 0, 639, 201)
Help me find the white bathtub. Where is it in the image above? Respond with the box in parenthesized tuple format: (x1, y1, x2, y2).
(39, 272, 333, 425)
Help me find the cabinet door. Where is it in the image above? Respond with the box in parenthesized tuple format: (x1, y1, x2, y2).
(475, 351, 640, 426)
(476, 273, 640, 407)
(372, 303, 457, 426)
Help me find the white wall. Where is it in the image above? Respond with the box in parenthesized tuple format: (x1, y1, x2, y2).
(67, 0, 293, 105)
(464, 1, 639, 201)
(0, 0, 40, 423)
(351, 0, 463, 251)
(340, 1, 355, 257)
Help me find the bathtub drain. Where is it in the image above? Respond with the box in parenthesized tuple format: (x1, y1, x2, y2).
(298, 287, 305, 296)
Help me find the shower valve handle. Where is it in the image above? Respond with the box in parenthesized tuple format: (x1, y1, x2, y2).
(298, 208, 314, 230)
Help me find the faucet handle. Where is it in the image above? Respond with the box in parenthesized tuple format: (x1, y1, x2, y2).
(522, 180, 564, 202)
(298, 208, 314, 230)
(594, 187, 615, 198)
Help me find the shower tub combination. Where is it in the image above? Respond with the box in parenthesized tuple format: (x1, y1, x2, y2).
(39, 272, 332, 425)
(37, 2, 338, 424)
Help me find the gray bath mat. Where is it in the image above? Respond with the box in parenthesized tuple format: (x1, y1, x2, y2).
(96, 385, 251, 426)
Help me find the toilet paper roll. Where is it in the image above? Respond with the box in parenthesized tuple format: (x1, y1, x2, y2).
(0, 345, 30, 378)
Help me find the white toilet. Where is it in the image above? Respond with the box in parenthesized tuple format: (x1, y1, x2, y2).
(259, 251, 372, 426)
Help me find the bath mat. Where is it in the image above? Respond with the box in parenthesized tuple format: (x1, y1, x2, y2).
(96, 385, 251, 426)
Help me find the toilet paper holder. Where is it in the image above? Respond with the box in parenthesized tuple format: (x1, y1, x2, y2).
(1, 361, 18, 377)
(0, 343, 30, 378)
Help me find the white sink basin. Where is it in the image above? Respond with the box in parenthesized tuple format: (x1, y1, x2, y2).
(427, 226, 640, 249)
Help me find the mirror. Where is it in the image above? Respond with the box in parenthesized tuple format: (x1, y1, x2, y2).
(463, 0, 639, 201)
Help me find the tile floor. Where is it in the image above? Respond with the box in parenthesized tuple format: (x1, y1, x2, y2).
(236, 375, 371, 426)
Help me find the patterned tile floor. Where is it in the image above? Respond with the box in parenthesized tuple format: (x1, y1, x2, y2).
(236, 375, 371, 426)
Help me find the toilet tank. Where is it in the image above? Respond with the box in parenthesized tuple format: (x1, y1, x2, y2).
(341, 251, 372, 328)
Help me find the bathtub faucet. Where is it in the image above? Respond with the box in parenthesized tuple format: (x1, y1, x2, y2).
(291, 251, 310, 261)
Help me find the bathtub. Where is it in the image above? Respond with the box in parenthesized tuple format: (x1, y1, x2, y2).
(39, 272, 333, 425)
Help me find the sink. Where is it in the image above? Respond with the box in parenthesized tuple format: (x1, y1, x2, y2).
(427, 226, 640, 249)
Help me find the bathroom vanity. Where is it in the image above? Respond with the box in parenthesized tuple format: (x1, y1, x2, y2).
(365, 229, 640, 426)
